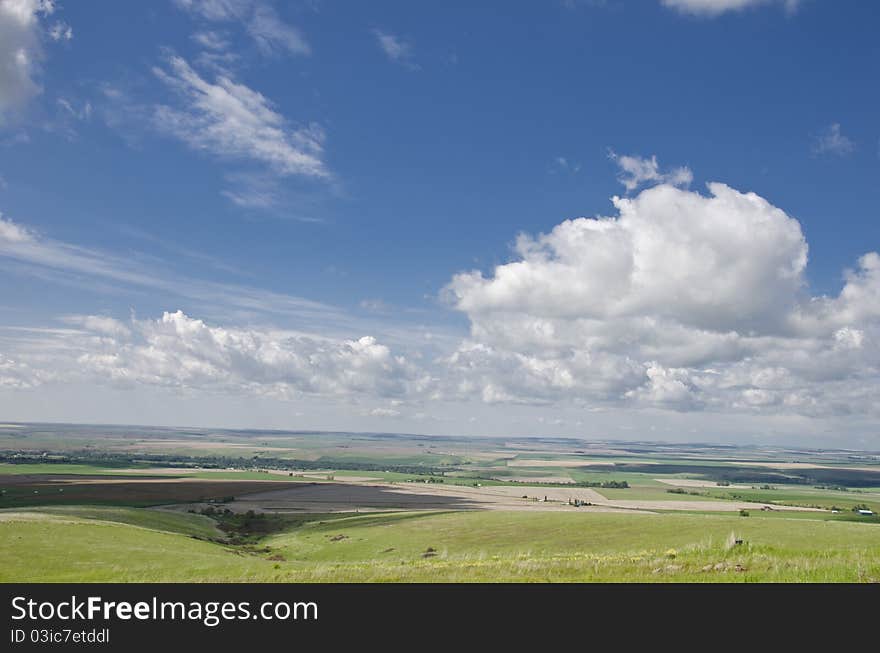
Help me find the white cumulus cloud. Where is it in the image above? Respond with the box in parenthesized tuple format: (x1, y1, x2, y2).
(609, 152, 693, 192)
(47, 20, 70, 41)
(445, 182, 880, 417)
(0, 0, 58, 122)
(60, 314, 131, 338)
(369, 407, 401, 418)
(67, 311, 429, 398)
(0, 353, 57, 389)
(0, 212, 34, 242)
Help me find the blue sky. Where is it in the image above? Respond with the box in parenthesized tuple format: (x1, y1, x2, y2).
(1, 0, 879, 447)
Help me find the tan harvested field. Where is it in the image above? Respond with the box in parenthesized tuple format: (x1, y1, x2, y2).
(594, 500, 820, 512)
(733, 461, 880, 473)
(447, 483, 608, 504)
(129, 440, 297, 453)
(304, 474, 380, 482)
(504, 475, 576, 484)
(507, 459, 617, 468)
(732, 461, 836, 470)
(502, 444, 633, 456)
(431, 451, 510, 461)
(423, 483, 820, 513)
(655, 478, 751, 489)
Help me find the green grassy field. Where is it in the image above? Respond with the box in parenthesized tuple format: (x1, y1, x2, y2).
(2, 507, 878, 582)
(4, 505, 224, 538)
(0, 512, 271, 582)
(595, 486, 718, 501)
(699, 486, 880, 513)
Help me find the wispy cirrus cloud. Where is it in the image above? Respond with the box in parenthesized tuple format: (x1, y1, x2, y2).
(174, 0, 310, 57)
(94, 7, 325, 212)
(0, 211, 345, 328)
(661, 0, 801, 16)
(373, 29, 420, 71)
(0, 211, 453, 351)
(246, 3, 310, 57)
(152, 54, 330, 179)
(221, 185, 278, 210)
(811, 123, 855, 157)
(191, 29, 229, 51)
(172, 0, 251, 21)
(550, 156, 581, 175)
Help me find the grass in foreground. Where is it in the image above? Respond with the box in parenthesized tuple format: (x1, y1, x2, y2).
(1, 507, 878, 582)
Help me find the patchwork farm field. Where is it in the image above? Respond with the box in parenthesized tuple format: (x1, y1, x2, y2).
(1, 423, 879, 582)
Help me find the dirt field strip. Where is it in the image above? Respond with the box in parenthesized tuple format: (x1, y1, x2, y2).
(654, 479, 751, 489)
(503, 476, 576, 484)
(593, 500, 821, 512)
(37, 476, 301, 485)
(128, 440, 296, 452)
(507, 459, 617, 468)
(0, 475, 302, 504)
(298, 473, 381, 482)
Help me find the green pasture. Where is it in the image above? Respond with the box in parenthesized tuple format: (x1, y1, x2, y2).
(2, 507, 878, 582)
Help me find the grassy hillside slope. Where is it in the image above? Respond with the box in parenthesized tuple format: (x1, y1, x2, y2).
(2, 507, 878, 582)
